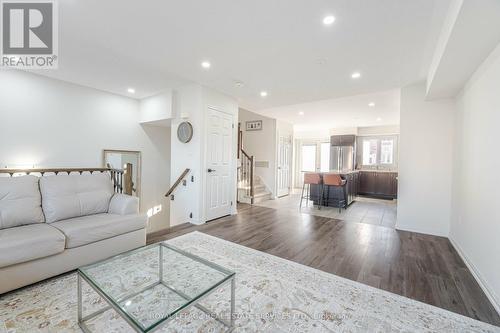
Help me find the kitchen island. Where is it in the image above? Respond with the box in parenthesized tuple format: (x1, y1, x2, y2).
(308, 171, 359, 208)
(307, 170, 398, 208)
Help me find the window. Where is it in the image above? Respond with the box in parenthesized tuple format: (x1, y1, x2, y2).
(320, 143, 330, 172)
(362, 139, 378, 165)
(359, 136, 397, 167)
(380, 140, 394, 164)
(301, 145, 316, 172)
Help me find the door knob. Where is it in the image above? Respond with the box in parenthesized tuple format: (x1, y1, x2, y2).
(208, 168, 216, 173)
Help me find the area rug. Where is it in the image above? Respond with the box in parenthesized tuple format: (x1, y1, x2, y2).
(1, 231, 499, 332)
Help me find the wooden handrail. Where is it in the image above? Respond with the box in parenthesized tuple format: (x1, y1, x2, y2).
(165, 168, 191, 197)
(241, 148, 251, 160)
(238, 123, 242, 159)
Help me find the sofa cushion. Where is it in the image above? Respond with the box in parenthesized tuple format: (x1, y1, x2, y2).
(108, 194, 140, 215)
(51, 213, 147, 248)
(0, 224, 65, 268)
(0, 175, 45, 229)
(40, 173, 114, 223)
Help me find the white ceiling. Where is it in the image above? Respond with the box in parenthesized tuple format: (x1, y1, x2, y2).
(426, 0, 500, 99)
(262, 89, 400, 131)
(31, 0, 451, 112)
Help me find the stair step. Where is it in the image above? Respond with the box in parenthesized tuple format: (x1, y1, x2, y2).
(253, 191, 271, 203)
(253, 191, 271, 198)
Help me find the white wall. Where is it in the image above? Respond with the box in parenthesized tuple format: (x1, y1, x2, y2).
(295, 125, 400, 139)
(169, 85, 238, 226)
(238, 108, 278, 196)
(397, 82, 455, 237)
(139, 90, 172, 125)
(357, 125, 400, 136)
(450, 43, 500, 312)
(294, 129, 330, 140)
(169, 84, 203, 226)
(0, 71, 171, 233)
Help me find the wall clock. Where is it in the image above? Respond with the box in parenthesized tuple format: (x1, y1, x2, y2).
(177, 121, 193, 143)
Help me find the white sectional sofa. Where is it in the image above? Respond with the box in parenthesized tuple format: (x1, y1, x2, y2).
(0, 173, 147, 294)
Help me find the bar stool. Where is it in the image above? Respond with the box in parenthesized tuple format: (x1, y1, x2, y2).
(300, 173, 322, 209)
(322, 174, 347, 213)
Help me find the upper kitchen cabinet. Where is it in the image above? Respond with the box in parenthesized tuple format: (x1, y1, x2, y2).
(331, 135, 356, 146)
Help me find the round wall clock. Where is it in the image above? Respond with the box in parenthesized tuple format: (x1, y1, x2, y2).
(177, 121, 193, 143)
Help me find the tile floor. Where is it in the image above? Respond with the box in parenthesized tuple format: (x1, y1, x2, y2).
(255, 189, 398, 228)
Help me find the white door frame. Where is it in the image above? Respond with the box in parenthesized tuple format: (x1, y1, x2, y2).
(203, 106, 236, 222)
(276, 132, 292, 197)
(294, 138, 331, 188)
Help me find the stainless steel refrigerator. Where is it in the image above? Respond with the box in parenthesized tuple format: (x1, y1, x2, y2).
(330, 135, 356, 172)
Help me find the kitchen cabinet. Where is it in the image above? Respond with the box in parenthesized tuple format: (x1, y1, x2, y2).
(344, 172, 359, 204)
(358, 171, 398, 199)
(330, 135, 356, 146)
(359, 171, 376, 194)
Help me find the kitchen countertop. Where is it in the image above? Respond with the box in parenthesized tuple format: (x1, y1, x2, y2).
(307, 170, 360, 174)
(357, 169, 398, 173)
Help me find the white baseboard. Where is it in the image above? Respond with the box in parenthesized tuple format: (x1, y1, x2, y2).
(395, 223, 448, 238)
(449, 237, 500, 316)
(189, 218, 203, 225)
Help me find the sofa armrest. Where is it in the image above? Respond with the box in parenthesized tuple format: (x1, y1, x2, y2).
(108, 194, 139, 215)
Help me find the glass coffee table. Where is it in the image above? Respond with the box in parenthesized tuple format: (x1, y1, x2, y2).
(77, 243, 235, 332)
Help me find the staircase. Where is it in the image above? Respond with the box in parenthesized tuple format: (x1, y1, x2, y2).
(252, 176, 272, 203)
(237, 123, 272, 204)
(238, 174, 272, 204)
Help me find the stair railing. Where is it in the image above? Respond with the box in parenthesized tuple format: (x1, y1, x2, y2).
(165, 168, 191, 199)
(239, 149, 255, 204)
(0, 167, 126, 194)
(237, 123, 256, 204)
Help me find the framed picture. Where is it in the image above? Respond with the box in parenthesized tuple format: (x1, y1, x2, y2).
(246, 120, 263, 131)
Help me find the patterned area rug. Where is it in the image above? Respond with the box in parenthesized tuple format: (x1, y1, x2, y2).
(1, 231, 499, 332)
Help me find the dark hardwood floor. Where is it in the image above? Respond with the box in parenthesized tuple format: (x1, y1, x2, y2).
(148, 204, 500, 326)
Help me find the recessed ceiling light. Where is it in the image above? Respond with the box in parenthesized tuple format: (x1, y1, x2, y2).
(323, 15, 336, 25)
(127, 88, 135, 94)
(201, 61, 211, 69)
(298, 111, 305, 116)
(351, 72, 361, 79)
(376, 117, 382, 121)
(235, 81, 244, 88)
(260, 91, 268, 97)
(368, 102, 375, 107)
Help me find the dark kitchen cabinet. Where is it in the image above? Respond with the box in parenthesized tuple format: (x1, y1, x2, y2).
(330, 135, 356, 146)
(344, 172, 359, 205)
(359, 171, 398, 199)
(359, 171, 376, 194)
(375, 173, 393, 196)
(331, 135, 342, 146)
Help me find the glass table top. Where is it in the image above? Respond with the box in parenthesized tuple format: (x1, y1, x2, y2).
(78, 243, 235, 332)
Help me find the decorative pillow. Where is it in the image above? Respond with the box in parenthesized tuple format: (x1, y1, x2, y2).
(39, 173, 114, 223)
(0, 175, 45, 229)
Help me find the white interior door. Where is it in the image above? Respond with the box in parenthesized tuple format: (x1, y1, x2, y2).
(277, 135, 292, 197)
(205, 108, 234, 221)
